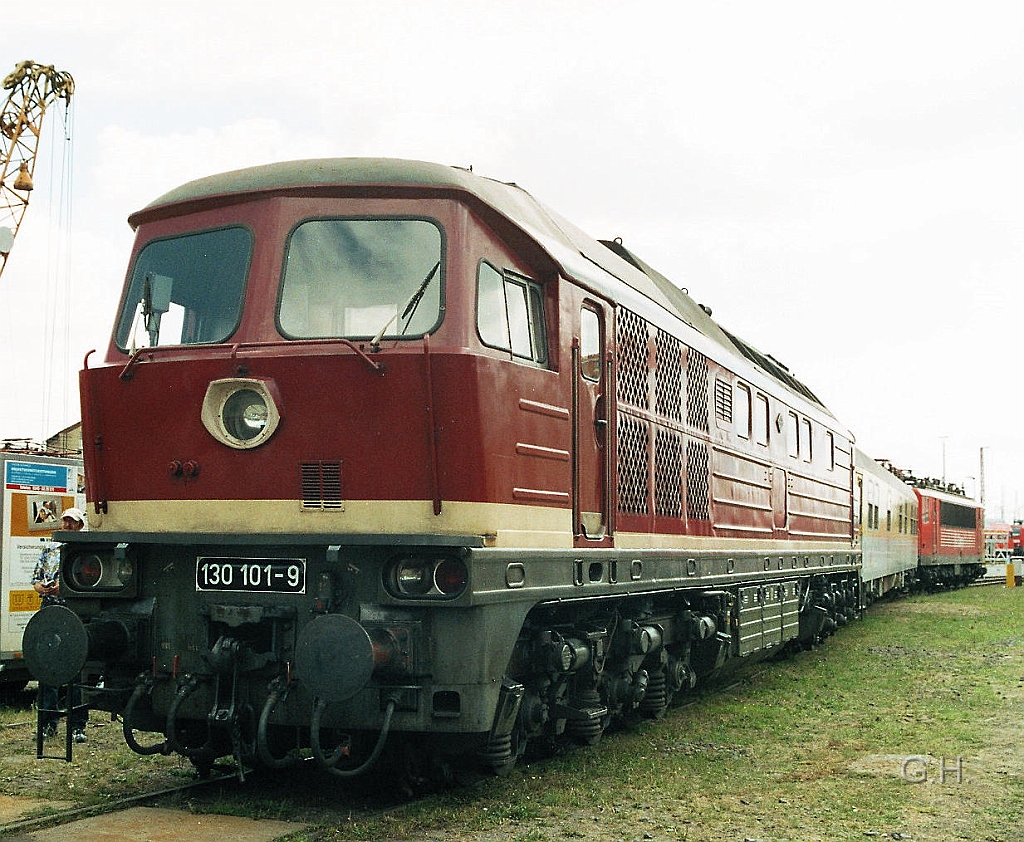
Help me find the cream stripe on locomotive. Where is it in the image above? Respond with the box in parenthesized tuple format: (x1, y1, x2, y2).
(90, 498, 856, 558)
(91, 499, 574, 546)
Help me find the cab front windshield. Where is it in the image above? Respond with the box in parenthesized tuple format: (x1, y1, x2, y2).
(278, 218, 443, 340)
(114, 226, 252, 350)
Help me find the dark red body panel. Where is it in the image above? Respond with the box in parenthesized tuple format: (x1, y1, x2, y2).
(914, 486, 984, 566)
(84, 347, 578, 511)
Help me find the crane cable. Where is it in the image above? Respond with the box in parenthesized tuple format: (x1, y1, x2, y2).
(39, 97, 75, 441)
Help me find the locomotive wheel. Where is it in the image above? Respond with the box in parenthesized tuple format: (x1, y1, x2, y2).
(391, 739, 456, 794)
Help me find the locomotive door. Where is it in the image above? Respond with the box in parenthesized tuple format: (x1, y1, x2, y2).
(573, 302, 610, 542)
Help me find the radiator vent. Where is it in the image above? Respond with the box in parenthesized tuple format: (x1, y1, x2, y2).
(654, 428, 683, 518)
(714, 377, 733, 423)
(686, 441, 710, 521)
(654, 329, 683, 422)
(686, 350, 709, 432)
(301, 461, 343, 510)
(617, 413, 650, 515)
(616, 308, 649, 409)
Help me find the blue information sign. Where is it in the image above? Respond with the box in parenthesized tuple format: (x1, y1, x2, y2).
(4, 461, 71, 492)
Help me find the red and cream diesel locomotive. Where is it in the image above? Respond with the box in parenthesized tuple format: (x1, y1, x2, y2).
(23, 159, 927, 779)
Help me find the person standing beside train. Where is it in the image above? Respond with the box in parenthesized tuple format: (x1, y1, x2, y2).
(31, 507, 90, 743)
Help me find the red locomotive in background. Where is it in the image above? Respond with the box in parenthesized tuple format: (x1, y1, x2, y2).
(22, 159, 979, 782)
(1011, 521, 1024, 556)
(913, 483, 984, 586)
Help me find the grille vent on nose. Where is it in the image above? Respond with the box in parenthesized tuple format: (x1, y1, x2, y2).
(301, 461, 343, 510)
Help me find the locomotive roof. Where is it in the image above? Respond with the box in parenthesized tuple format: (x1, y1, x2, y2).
(134, 158, 828, 414)
(911, 483, 981, 508)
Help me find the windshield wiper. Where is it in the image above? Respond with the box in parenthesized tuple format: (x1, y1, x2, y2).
(370, 260, 441, 351)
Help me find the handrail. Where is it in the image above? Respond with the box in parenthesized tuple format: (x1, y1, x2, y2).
(117, 336, 387, 382)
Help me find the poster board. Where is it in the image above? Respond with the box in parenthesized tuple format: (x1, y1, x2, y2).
(1, 457, 85, 661)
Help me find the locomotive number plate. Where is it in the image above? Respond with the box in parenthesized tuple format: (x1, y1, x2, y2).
(196, 557, 306, 594)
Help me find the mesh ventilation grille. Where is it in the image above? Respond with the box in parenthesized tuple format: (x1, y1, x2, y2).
(686, 350, 709, 432)
(686, 441, 710, 521)
(301, 461, 343, 510)
(617, 413, 649, 515)
(616, 309, 649, 409)
(654, 329, 682, 422)
(654, 428, 683, 518)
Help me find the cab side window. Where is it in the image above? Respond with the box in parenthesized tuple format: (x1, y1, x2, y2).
(477, 262, 547, 364)
(580, 306, 601, 381)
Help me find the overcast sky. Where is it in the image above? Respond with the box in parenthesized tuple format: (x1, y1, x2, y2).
(2, 0, 1022, 521)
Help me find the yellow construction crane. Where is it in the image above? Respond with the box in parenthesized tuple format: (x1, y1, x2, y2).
(0, 60, 74, 280)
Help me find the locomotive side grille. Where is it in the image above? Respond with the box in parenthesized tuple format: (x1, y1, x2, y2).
(940, 528, 979, 549)
(616, 308, 650, 410)
(301, 461, 343, 510)
(654, 428, 683, 518)
(617, 413, 649, 515)
(686, 440, 711, 521)
(686, 350, 710, 432)
(654, 329, 682, 422)
(713, 377, 733, 423)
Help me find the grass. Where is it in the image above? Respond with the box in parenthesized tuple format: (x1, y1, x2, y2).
(295, 585, 1023, 842)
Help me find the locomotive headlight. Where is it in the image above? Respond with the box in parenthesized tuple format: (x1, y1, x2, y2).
(65, 549, 136, 592)
(386, 555, 469, 599)
(394, 559, 433, 596)
(433, 558, 469, 595)
(201, 378, 281, 449)
(117, 557, 135, 584)
(70, 554, 104, 588)
(223, 389, 268, 440)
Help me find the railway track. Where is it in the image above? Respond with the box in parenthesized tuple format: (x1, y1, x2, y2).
(0, 704, 260, 838)
(0, 709, 421, 839)
(0, 764, 240, 837)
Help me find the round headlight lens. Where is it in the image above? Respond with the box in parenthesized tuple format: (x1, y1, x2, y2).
(222, 389, 268, 441)
(71, 554, 103, 588)
(117, 558, 135, 585)
(202, 378, 281, 450)
(394, 560, 433, 596)
(433, 558, 468, 596)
